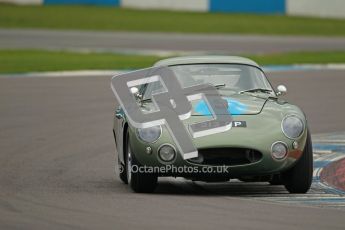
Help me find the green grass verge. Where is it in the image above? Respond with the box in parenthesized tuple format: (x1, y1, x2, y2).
(1, 50, 345, 74)
(248, 51, 345, 66)
(1, 4, 345, 36)
(0, 50, 161, 73)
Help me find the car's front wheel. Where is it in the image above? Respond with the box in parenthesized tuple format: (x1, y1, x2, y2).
(117, 155, 128, 184)
(125, 131, 157, 193)
(282, 129, 313, 193)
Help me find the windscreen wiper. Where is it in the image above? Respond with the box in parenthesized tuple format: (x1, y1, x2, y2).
(239, 88, 272, 94)
(141, 98, 152, 103)
(213, 84, 226, 89)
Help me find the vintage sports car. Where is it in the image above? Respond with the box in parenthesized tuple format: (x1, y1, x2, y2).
(112, 56, 313, 193)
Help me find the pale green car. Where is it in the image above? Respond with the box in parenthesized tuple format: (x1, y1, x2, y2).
(112, 56, 313, 193)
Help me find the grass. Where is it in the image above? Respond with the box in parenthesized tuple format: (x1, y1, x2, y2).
(0, 50, 161, 73)
(248, 51, 345, 65)
(1, 50, 345, 74)
(1, 4, 345, 36)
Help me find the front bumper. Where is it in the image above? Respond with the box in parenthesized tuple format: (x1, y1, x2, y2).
(129, 131, 307, 178)
(128, 108, 308, 177)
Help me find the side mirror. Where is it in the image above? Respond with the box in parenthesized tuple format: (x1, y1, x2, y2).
(276, 85, 287, 96)
(130, 87, 143, 101)
(130, 87, 139, 95)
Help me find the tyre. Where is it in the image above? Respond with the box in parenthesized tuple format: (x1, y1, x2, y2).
(118, 155, 128, 184)
(282, 129, 313, 193)
(114, 129, 127, 184)
(125, 130, 157, 193)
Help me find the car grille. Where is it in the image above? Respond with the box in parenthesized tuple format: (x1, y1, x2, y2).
(188, 148, 262, 166)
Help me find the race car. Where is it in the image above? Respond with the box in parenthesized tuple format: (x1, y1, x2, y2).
(112, 56, 313, 193)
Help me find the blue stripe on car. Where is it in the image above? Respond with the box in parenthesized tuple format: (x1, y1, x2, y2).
(195, 98, 247, 116)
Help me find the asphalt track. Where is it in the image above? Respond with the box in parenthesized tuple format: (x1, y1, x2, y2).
(1, 29, 345, 54)
(1, 69, 345, 229)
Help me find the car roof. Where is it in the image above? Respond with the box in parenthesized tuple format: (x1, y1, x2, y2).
(153, 56, 260, 68)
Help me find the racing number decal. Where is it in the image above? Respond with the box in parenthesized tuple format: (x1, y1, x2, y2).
(233, 121, 247, 127)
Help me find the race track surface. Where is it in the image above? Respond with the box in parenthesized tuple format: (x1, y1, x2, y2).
(1, 29, 345, 54)
(1, 70, 345, 229)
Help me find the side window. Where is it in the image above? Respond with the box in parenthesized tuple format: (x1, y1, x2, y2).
(142, 81, 165, 100)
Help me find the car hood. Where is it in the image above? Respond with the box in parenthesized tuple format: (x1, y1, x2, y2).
(192, 94, 268, 116)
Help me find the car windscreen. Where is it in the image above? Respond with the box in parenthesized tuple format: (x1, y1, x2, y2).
(142, 64, 274, 99)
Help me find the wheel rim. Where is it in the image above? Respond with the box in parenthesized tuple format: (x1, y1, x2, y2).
(126, 142, 132, 184)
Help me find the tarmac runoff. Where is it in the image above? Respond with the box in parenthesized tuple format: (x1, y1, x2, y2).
(2, 29, 345, 55)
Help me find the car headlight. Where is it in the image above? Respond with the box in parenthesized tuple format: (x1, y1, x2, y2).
(137, 126, 162, 143)
(282, 115, 304, 139)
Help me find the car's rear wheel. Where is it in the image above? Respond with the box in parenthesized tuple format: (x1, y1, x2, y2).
(282, 129, 313, 193)
(126, 131, 157, 193)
